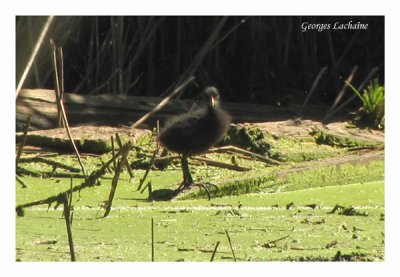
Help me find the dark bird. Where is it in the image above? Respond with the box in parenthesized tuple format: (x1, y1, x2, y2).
(158, 86, 231, 192)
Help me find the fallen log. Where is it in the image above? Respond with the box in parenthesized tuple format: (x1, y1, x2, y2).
(17, 89, 329, 131)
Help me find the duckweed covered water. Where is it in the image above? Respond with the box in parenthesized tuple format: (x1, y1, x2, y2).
(16, 164, 384, 261)
(16, 126, 384, 261)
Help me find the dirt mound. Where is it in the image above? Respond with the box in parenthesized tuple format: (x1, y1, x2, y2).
(253, 119, 384, 143)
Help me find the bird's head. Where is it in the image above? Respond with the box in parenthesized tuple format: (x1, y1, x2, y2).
(204, 86, 220, 108)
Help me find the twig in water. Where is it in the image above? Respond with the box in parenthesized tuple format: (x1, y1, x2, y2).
(16, 175, 28, 189)
(208, 145, 283, 165)
(137, 147, 159, 191)
(210, 241, 220, 262)
(16, 143, 131, 213)
(103, 142, 131, 217)
(191, 156, 250, 171)
(68, 177, 74, 224)
(100, 158, 113, 174)
(151, 217, 155, 262)
(16, 167, 42, 177)
(18, 156, 81, 172)
(140, 182, 152, 194)
(225, 230, 237, 261)
(262, 235, 290, 248)
(115, 132, 134, 180)
(62, 193, 76, 261)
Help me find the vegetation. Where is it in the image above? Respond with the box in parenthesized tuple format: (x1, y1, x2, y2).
(16, 174, 384, 261)
(221, 125, 271, 156)
(345, 78, 385, 129)
(16, 16, 383, 107)
(15, 125, 384, 261)
(180, 159, 384, 199)
(310, 129, 382, 148)
(268, 136, 345, 162)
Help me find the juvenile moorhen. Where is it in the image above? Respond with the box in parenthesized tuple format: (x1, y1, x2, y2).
(158, 86, 231, 192)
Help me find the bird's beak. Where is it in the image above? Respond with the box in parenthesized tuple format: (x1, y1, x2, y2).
(211, 96, 216, 107)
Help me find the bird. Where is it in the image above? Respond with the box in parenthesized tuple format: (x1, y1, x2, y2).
(158, 86, 231, 193)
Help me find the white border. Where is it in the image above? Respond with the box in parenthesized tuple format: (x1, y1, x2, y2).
(2, 1, 399, 276)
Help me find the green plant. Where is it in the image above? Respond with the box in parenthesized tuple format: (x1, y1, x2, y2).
(345, 78, 384, 129)
(221, 125, 271, 155)
(310, 129, 379, 148)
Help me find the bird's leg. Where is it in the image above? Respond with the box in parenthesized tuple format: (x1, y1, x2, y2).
(178, 155, 218, 200)
(179, 155, 194, 189)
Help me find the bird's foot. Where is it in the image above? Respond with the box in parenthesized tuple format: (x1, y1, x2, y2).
(178, 181, 217, 200)
(178, 180, 218, 200)
(178, 180, 193, 191)
(194, 182, 218, 200)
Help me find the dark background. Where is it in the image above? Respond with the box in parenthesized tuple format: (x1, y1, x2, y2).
(16, 16, 384, 108)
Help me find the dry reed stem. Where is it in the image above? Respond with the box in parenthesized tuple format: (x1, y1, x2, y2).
(103, 142, 131, 217)
(62, 193, 76, 261)
(16, 175, 28, 189)
(208, 145, 283, 165)
(298, 66, 328, 117)
(130, 76, 195, 129)
(225, 230, 237, 261)
(50, 40, 87, 178)
(151, 218, 155, 262)
(114, 133, 134, 179)
(191, 156, 250, 172)
(325, 67, 379, 121)
(111, 136, 116, 171)
(210, 241, 220, 262)
(16, 143, 131, 212)
(161, 16, 228, 98)
(16, 16, 54, 98)
(16, 115, 31, 169)
(324, 65, 358, 122)
(137, 147, 160, 192)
